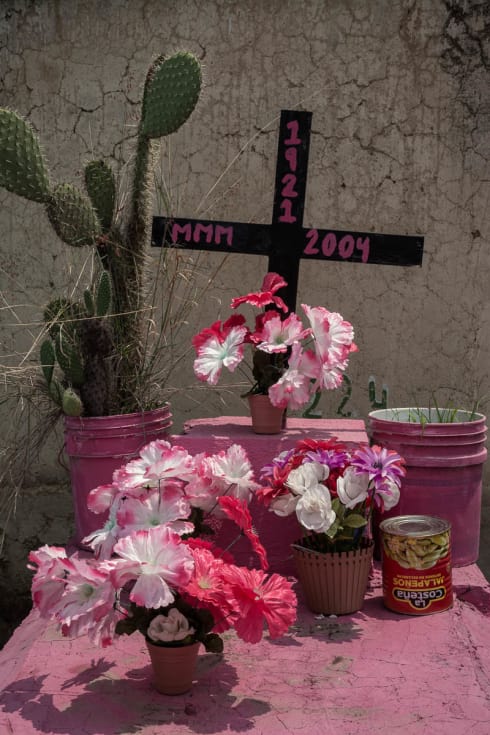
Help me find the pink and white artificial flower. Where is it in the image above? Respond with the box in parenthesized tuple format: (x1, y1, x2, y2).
(87, 482, 121, 514)
(187, 445, 259, 514)
(48, 556, 115, 630)
(302, 304, 356, 366)
(110, 526, 194, 609)
(117, 440, 195, 492)
(268, 343, 319, 409)
(28, 546, 73, 616)
(193, 322, 248, 385)
(251, 312, 310, 353)
(202, 444, 260, 508)
(116, 485, 194, 537)
(82, 503, 122, 559)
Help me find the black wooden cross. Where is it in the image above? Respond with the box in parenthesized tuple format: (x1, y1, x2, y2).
(152, 110, 424, 312)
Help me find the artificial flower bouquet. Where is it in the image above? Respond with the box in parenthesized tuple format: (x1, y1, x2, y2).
(28, 440, 297, 652)
(192, 272, 356, 411)
(257, 439, 406, 553)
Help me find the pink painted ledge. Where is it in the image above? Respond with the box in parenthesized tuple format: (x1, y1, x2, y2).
(173, 416, 369, 575)
(1, 565, 490, 735)
(2, 417, 489, 733)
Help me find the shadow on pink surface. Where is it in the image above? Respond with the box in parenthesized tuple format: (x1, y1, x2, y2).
(0, 655, 272, 734)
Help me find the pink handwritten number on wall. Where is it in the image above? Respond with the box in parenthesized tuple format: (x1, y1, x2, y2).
(279, 120, 301, 224)
(304, 229, 370, 263)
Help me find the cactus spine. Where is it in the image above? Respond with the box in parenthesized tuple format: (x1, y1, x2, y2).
(0, 52, 202, 416)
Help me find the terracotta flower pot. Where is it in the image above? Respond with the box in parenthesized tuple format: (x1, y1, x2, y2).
(247, 394, 286, 434)
(145, 639, 200, 695)
(291, 539, 374, 615)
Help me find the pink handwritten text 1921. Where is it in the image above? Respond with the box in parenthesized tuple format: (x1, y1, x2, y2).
(304, 229, 370, 263)
(278, 119, 301, 224)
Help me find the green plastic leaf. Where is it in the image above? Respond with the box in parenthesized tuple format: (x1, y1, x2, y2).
(342, 514, 368, 529)
(326, 520, 341, 539)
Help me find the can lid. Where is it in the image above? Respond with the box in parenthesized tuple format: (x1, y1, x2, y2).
(379, 515, 450, 537)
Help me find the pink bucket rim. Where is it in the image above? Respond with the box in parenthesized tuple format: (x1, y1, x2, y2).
(64, 404, 171, 430)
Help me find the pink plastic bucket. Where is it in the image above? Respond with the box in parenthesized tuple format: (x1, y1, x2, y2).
(369, 408, 487, 566)
(64, 405, 172, 546)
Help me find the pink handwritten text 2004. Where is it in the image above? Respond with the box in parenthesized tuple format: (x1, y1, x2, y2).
(304, 229, 370, 263)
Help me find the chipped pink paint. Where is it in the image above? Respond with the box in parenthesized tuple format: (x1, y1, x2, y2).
(1, 565, 490, 734)
(1, 419, 489, 734)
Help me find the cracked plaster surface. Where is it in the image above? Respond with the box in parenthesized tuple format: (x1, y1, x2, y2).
(0, 0, 489, 613)
(0, 0, 488, 419)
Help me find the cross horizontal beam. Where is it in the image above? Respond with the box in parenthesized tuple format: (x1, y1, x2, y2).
(151, 216, 424, 267)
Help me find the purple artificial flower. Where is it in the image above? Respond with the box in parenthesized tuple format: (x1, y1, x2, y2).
(304, 448, 350, 470)
(260, 449, 295, 480)
(350, 445, 406, 491)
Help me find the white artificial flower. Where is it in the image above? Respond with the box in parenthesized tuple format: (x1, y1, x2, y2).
(147, 609, 195, 643)
(296, 486, 336, 533)
(336, 466, 370, 509)
(286, 462, 329, 496)
(270, 493, 298, 517)
(376, 478, 401, 511)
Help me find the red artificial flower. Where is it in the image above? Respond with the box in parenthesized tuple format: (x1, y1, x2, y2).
(192, 314, 247, 352)
(230, 272, 288, 313)
(220, 566, 297, 644)
(218, 496, 269, 571)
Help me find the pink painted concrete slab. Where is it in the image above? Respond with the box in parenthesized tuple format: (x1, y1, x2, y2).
(1, 564, 490, 735)
(173, 417, 368, 575)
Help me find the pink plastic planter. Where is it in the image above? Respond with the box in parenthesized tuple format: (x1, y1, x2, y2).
(64, 405, 172, 546)
(369, 408, 487, 567)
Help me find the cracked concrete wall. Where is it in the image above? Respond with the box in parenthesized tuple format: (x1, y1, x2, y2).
(0, 0, 489, 626)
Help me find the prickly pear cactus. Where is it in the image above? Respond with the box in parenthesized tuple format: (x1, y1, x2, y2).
(1, 51, 202, 416)
(142, 52, 202, 138)
(84, 160, 116, 233)
(40, 270, 114, 416)
(0, 109, 50, 202)
(46, 183, 101, 248)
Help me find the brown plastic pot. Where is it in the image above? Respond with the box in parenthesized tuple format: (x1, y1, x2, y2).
(291, 539, 374, 615)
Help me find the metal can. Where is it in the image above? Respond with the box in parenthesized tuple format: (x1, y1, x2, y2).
(380, 515, 452, 615)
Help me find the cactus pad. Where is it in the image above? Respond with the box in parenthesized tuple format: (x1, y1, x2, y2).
(0, 108, 51, 202)
(62, 387, 83, 417)
(84, 160, 116, 232)
(54, 330, 84, 387)
(95, 271, 112, 317)
(142, 52, 202, 139)
(46, 183, 101, 247)
(40, 339, 56, 385)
